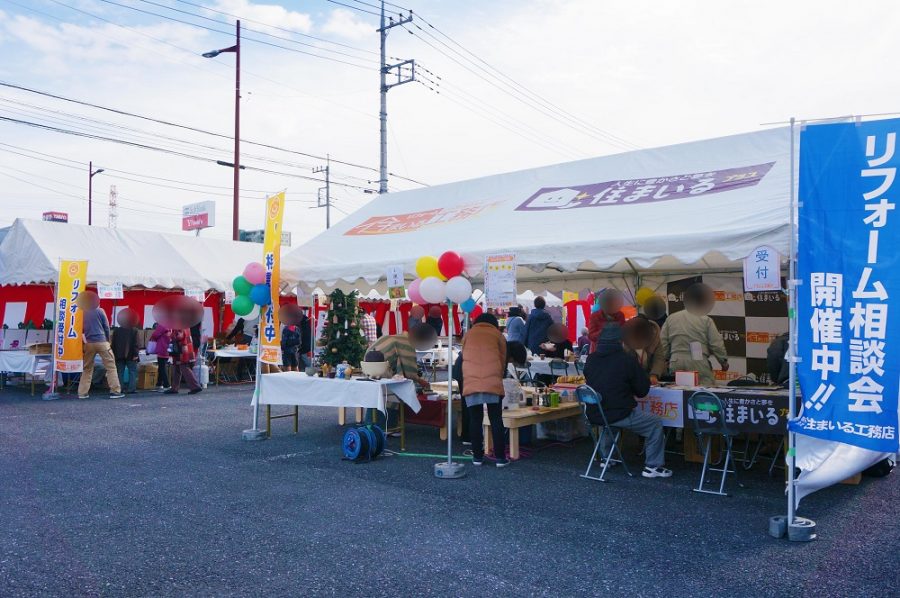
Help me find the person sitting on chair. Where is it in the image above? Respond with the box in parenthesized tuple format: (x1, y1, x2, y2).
(368, 323, 435, 389)
(583, 324, 671, 479)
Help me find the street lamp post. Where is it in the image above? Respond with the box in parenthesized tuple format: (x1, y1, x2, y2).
(87, 161, 104, 225)
(203, 20, 241, 241)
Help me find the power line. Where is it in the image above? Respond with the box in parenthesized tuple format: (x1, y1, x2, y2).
(410, 13, 642, 150)
(0, 81, 427, 186)
(172, 0, 381, 56)
(85, 0, 376, 70)
(135, 0, 380, 64)
(0, 115, 375, 189)
(402, 22, 635, 153)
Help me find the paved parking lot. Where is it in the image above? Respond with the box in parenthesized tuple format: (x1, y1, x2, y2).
(1, 384, 897, 597)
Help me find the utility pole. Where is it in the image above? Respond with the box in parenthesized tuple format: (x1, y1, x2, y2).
(202, 20, 240, 240)
(378, 0, 414, 194)
(313, 155, 331, 229)
(87, 161, 104, 225)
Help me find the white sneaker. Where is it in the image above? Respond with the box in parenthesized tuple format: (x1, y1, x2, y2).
(642, 466, 672, 478)
(156, 386, 171, 393)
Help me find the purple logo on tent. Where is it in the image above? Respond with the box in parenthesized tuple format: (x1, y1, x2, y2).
(515, 162, 775, 211)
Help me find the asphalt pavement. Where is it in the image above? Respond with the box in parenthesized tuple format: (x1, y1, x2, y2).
(1, 384, 897, 597)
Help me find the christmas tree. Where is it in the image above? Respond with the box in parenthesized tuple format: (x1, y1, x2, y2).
(319, 289, 368, 367)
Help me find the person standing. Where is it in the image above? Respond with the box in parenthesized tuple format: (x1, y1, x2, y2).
(149, 324, 172, 392)
(77, 293, 124, 399)
(587, 289, 627, 354)
(360, 309, 378, 346)
(111, 317, 140, 394)
(653, 283, 729, 385)
(407, 305, 425, 332)
(426, 306, 444, 337)
(281, 324, 301, 372)
(524, 296, 553, 355)
(165, 328, 202, 395)
(298, 308, 313, 369)
(624, 316, 664, 385)
(462, 313, 509, 467)
(583, 325, 671, 478)
(505, 306, 526, 344)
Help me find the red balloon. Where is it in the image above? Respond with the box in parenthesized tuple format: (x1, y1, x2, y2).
(437, 251, 464, 279)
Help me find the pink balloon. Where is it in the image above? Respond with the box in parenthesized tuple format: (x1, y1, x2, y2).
(408, 278, 425, 304)
(243, 262, 266, 285)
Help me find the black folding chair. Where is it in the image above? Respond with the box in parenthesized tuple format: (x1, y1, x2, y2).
(688, 391, 741, 496)
(548, 359, 569, 382)
(576, 384, 633, 482)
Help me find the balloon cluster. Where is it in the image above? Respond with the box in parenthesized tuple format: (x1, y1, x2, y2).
(231, 262, 269, 318)
(408, 251, 477, 313)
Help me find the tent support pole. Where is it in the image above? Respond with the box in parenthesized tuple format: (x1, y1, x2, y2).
(770, 118, 815, 541)
(42, 272, 61, 400)
(243, 325, 266, 441)
(435, 301, 465, 479)
(787, 117, 798, 526)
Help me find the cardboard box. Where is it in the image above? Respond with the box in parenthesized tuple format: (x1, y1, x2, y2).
(27, 343, 53, 355)
(137, 363, 158, 389)
(675, 370, 700, 386)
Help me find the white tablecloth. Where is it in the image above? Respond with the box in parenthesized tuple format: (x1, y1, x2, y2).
(211, 348, 256, 358)
(0, 351, 52, 380)
(0, 351, 46, 372)
(255, 373, 421, 414)
(527, 358, 580, 377)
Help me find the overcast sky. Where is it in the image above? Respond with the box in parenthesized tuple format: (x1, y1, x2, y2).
(1, 0, 898, 243)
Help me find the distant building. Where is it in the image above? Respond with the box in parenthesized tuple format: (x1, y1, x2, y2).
(42, 211, 68, 223)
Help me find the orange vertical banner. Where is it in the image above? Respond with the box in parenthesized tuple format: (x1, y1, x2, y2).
(55, 259, 88, 372)
(258, 191, 285, 365)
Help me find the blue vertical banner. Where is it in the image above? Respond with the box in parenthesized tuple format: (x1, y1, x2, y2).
(792, 119, 900, 452)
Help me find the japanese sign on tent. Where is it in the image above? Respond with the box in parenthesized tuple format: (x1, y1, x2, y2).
(483, 253, 517, 309)
(792, 119, 900, 453)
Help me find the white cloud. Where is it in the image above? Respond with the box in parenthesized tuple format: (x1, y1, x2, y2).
(321, 8, 373, 41)
(1, 14, 211, 70)
(208, 0, 313, 34)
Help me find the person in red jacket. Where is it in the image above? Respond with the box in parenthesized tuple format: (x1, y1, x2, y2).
(587, 289, 626, 354)
(164, 328, 202, 395)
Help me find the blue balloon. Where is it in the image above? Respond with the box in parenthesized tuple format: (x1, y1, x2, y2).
(460, 298, 476, 313)
(249, 284, 271, 306)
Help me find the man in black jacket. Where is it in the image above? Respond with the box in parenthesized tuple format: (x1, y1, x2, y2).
(583, 322, 671, 478)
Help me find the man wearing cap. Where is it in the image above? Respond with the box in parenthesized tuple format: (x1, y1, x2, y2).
(583, 321, 671, 478)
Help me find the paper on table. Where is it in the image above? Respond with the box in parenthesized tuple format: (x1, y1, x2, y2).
(689, 341, 703, 360)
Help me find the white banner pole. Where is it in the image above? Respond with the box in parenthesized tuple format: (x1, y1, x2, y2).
(787, 117, 798, 525)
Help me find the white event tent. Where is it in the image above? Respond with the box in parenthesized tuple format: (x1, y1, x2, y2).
(0, 218, 260, 291)
(282, 127, 795, 293)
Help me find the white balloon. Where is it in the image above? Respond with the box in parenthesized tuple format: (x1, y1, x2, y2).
(245, 304, 260, 321)
(445, 276, 473, 304)
(419, 276, 446, 304)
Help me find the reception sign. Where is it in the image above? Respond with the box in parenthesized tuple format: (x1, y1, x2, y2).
(55, 259, 87, 372)
(791, 119, 900, 452)
(259, 192, 285, 365)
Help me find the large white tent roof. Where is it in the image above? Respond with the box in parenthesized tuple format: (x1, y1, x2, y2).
(0, 218, 261, 291)
(283, 127, 795, 293)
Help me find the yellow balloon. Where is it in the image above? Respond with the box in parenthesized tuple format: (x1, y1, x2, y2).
(635, 287, 656, 307)
(415, 255, 444, 280)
